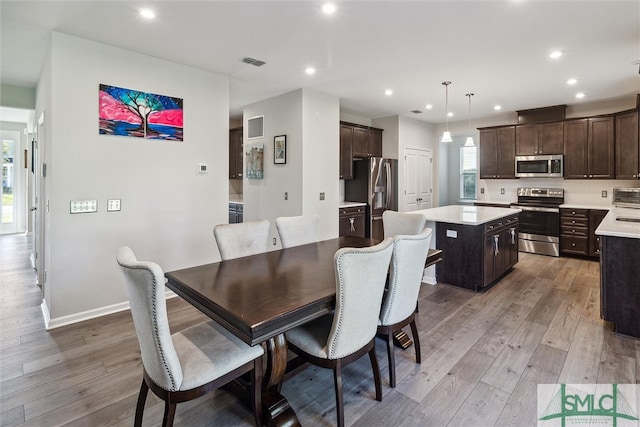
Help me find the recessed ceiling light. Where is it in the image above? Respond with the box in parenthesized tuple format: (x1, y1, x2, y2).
(567, 78, 577, 85)
(425, 104, 433, 110)
(576, 92, 585, 99)
(139, 8, 155, 20)
(549, 50, 562, 59)
(494, 105, 502, 111)
(384, 89, 393, 96)
(322, 3, 336, 14)
(305, 67, 316, 75)
(447, 112, 453, 117)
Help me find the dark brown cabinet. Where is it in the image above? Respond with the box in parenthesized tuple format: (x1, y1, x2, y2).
(600, 234, 640, 338)
(560, 208, 608, 258)
(339, 124, 354, 180)
(436, 214, 518, 292)
(229, 127, 243, 179)
(515, 121, 563, 155)
(338, 206, 366, 238)
(339, 122, 384, 179)
(563, 116, 614, 179)
(588, 209, 608, 257)
(479, 126, 516, 179)
(615, 109, 639, 179)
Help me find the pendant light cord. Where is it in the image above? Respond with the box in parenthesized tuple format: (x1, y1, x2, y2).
(443, 81, 451, 132)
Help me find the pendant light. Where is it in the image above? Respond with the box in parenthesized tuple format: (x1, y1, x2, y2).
(440, 81, 452, 143)
(464, 93, 475, 147)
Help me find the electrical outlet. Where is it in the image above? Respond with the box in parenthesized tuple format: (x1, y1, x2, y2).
(273, 237, 277, 245)
(500, 188, 505, 195)
(480, 188, 485, 194)
(284, 192, 288, 200)
(601, 190, 607, 198)
(320, 192, 325, 201)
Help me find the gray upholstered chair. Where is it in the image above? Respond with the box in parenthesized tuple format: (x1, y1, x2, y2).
(285, 238, 394, 427)
(382, 210, 428, 238)
(213, 219, 270, 260)
(116, 247, 264, 427)
(275, 214, 320, 248)
(377, 228, 432, 387)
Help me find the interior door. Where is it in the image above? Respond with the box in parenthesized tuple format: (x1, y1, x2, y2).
(403, 148, 432, 212)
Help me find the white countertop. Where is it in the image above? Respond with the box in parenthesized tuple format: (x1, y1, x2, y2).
(473, 199, 515, 206)
(560, 203, 611, 210)
(595, 207, 640, 239)
(339, 201, 367, 208)
(414, 205, 520, 226)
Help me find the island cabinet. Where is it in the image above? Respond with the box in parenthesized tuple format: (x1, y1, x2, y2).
(479, 126, 516, 179)
(563, 116, 615, 179)
(589, 209, 608, 257)
(229, 127, 243, 179)
(560, 208, 608, 258)
(515, 121, 564, 155)
(338, 205, 366, 238)
(600, 235, 640, 338)
(436, 213, 519, 291)
(615, 109, 639, 179)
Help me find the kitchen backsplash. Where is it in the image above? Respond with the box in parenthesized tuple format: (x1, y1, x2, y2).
(478, 178, 640, 206)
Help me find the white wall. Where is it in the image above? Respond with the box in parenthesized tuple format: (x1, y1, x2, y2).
(302, 89, 340, 240)
(243, 89, 340, 246)
(39, 32, 229, 326)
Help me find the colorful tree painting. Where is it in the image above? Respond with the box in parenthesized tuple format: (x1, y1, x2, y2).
(99, 84, 183, 140)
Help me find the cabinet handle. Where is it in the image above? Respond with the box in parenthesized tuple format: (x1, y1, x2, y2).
(571, 243, 576, 247)
(584, 175, 587, 178)
(510, 228, 516, 244)
(572, 229, 576, 233)
(493, 235, 500, 255)
(349, 217, 356, 232)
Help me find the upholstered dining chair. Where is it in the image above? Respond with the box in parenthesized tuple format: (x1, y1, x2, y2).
(285, 238, 394, 427)
(275, 214, 320, 248)
(382, 210, 428, 238)
(377, 228, 432, 388)
(213, 219, 270, 260)
(116, 247, 264, 427)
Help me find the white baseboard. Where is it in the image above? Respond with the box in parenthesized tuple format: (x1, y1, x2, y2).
(43, 289, 178, 330)
(422, 265, 437, 285)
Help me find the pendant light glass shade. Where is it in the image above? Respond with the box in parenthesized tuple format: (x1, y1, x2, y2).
(441, 81, 452, 143)
(441, 131, 453, 143)
(464, 92, 475, 147)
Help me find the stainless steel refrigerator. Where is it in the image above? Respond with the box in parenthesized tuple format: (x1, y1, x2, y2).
(344, 157, 397, 240)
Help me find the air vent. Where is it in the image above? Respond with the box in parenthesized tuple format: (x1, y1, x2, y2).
(242, 57, 266, 67)
(411, 110, 423, 114)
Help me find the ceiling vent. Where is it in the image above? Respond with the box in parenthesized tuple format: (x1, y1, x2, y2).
(411, 110, 423, 114)
(242, 57, 266, 67)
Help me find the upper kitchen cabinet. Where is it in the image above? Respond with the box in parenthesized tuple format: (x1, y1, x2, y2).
(479, 126, 516, 179)
(339, 124, 354, 180)
(563, 116, 614, 179)
(515, 121, 564, 155)
(615, 109, 639, 179)
(229, 127, 243, 179)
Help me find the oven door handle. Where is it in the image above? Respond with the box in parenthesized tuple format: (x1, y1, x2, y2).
(515, 205, 559, 213)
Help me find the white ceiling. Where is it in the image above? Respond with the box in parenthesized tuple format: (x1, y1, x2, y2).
(1, 1, 639, 123)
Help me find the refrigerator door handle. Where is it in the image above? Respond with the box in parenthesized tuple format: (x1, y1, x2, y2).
(384, 161, 391, 209)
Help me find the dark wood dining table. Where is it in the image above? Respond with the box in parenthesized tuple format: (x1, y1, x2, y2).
(165, 236, 443, 426)
(165, 236, 378, 426)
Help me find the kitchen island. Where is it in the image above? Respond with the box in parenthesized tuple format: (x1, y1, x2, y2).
(596, 207, 640, 338)
(414, 205, 521, 291)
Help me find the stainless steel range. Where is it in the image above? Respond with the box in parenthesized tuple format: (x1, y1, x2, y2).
(511, 187, 564, 257)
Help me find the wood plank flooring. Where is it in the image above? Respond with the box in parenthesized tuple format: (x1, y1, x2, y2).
(1, 233, 639, 426)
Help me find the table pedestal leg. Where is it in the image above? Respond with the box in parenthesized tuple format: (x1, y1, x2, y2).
(262, 334, 301, 427)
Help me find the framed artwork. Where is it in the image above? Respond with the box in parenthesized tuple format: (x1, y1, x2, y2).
(246, 143, 264, 179)
(99, 84, 183, 141)
(274, 135, 286, 164)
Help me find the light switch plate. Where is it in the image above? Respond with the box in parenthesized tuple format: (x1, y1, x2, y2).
(107, 199, 121, 212)
(70, 200, 97, 214)
(320, 192, 325, 201)
(601, 190, 607, 198)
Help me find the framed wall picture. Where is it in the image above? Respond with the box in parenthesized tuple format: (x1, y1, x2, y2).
(274, 135, 286, 164)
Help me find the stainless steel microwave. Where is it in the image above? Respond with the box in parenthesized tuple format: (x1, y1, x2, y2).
(515, 155, 563, 178)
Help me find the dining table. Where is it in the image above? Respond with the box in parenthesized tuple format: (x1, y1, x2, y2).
(164, 236, 443, 426)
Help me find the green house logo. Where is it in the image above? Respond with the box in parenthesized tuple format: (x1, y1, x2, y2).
(538, 384, 639, 427)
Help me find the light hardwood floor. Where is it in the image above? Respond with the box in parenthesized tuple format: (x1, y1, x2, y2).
(1, 233, 639, 426)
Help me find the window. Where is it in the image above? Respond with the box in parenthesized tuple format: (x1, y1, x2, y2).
(460, 146, 477, 200)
